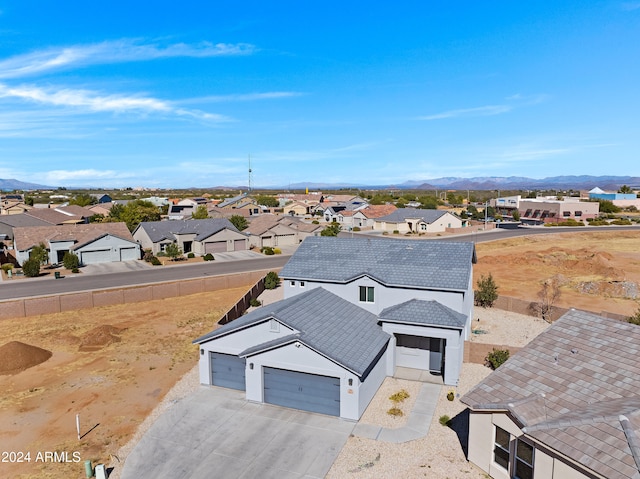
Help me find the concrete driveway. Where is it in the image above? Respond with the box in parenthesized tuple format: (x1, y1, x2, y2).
(120, 386, 355, 479)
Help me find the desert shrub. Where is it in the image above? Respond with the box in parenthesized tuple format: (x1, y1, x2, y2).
(142, 249, 155, 262)
(382, 231, 389, 236)
(447, 391, 455, 401)
(312, 220, 319, 224)
(1, 263, 13, 273)
(474, 273, 499, 307)
(273, 248, 282, 255)
(627, 308, 640, 326)
(165, 243, 183, 261)
(264, 271, 280, 290)
(261, 246, 275, 255)
(203, 253, 215, 261)
(439, 415, 452, 426)
(387, 407, 404, 417)
(150, 257, 162, 266)
(22, 258, 41, 277)
(71, 267, 80, 273)
(389, 389, 410, 403)
(62, 252, 80, 270)
(485, 348, 510, 370)
(393, 230, 399, 234)
(612, 219, 632, 225)
(187, 252, 195, 258)
(29, 243, 49, 266)
(156, 251, 167, 257)
(249, 298, 262, 307)
(353, 226, 361, 231)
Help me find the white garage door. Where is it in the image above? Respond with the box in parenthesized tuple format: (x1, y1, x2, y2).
(205, 241, 227, 254)
(275, 234, 296, 246)
(80, 249, 112, 265)
(119, 247, 138, 261)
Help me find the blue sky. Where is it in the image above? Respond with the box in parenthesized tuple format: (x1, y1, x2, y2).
(0, 1, 638, 188)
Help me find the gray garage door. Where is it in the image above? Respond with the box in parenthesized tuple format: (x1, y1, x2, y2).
(233, 239, 246, 251)
(205, 241, 227, 254)
(263, 367, 340, 416)
(210, 352, 246, 391)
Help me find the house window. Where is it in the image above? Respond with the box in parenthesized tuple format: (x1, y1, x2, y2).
(420, 223, 427, 231)
(493, 426, 510, 470)
(290, 281, 296, 287)
(575, 210, 582, 217)
(300, 281, 305, 287)
(563, 211, 571, 217)
(515, 440, 534, 479)
(359, 286, 374, 303)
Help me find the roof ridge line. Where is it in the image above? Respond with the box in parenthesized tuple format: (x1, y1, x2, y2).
(620, 415, 640, 473)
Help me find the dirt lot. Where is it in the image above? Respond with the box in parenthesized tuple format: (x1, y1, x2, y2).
(475, 230, 640, 316)
(0, 285, 251, 479)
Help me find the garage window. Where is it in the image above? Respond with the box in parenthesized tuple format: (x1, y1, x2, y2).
(359, 286, 374, 303)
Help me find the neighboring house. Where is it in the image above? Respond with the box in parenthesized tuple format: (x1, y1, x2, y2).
(13, 222, 140, 266)
(0, 214, 50, 241)
(216, 194, 261, 216)
(54, 205, 96, 222)
(462, 310, 640, 479)
(341, 204, 397, 228)
(177, 197, 209, 207)
(167, 204, 196, 220)
(89, 193, 113, 204)
(133, 218, 248, 255)
(374, 208, 464, 233)
(244, 215, 300, 248)
(25, 208, 86, 225)
(277, 217, 324, 239)
(140, 196, 170, 208)
(0, 201, 32, 215)
(588, 187, 640, 208)
(88, 203, 113, 217)
(283, 200, 313, 216)
(194, 237, 476, 420)
(518, 197, 599, 223)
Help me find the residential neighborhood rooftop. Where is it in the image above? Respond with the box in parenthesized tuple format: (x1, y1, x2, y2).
(376, 207, 449, 223)
(13, 222, 134, 251)
(133, 218, 242, 242)
(379, 299, 467, 329)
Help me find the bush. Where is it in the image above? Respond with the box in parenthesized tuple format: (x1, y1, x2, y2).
(387, 407, 404, 417)
(393, 230, 399, 234)
(1, 263, 13, 273)
(22, 258, 41, 277)
(353, 226, 361, 231)
(389, 389, 410, 403)
(150, 257, 162, 266)
(62, 252, 80, 270)
(203, 253, 215, 261)
(612, 219, 632, 225)
(187, 252, 195, 258)
(249, 298, 262, 307)
(264, 271, 280, 290)
(474, 273, 499, 307)
(71, 267, 80, 273)
(485, 348, 510, 370)
(261, 246, 275, 255)
(446, 391, 455, 401)
(156, 251, 167, 257)
(627, 308, 640, 326)
(312, 220, 319, 224)
(439, 415, 452, 426)
(143, 250, 155, 262)
(273, 248, 282, 255)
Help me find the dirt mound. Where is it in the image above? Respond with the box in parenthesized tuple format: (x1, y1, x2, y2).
(79, 325, 124, 351)
(0, 341, 53, 375)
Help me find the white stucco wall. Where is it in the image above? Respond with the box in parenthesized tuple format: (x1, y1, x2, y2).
(357, 346, 389, 416)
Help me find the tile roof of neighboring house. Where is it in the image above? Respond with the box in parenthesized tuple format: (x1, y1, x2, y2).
(193, 287, 390, 378)
(280, 236, 476, 291)
(54, 205, 95, 217)
(357, 204, 397, 218)
(217, 193, 248, 208)
(13, 223, 134, 252)
(277, 217, 323, 233)
(25, 208, 84, 225)
(380, 299, 467, 329)
(376, 207, 450, 224)
(324, 194, 357, 202)
(461, 309, 640, 479)
(134, 218, 242, 243)
(245, 215, 283, 235)
(0, 213, 50, 228)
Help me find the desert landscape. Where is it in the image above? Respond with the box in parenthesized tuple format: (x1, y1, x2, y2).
(0, 284, 252, 479)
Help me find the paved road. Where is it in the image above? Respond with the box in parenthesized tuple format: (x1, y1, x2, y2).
(0, 255, 289, 300)
(120, 387, 354, 479)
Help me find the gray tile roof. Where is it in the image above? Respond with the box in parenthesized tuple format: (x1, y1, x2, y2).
(193, 287, 390, 378)
(279, 236, 476, 291)
(217, 193, 248, 208)
(375, 207, 449, 223)
(380, 299, 466, 329)
(0, 213, 50, 228)
(134, 218, 242, 242)
(461, 309, 640, 479)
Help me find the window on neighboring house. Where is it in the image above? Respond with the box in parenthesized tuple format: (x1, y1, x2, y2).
(300, 281, 305, 287)
(563, 211, 571, 217)
(359, 286, 374, 303)
(575, 210, 582, 217)
(515, 440, 534, 479)
(494, 426, 510, 470)
(290, 281, 296, 287)
(420, 223, 427, 231)
(160, 243, 167, 251)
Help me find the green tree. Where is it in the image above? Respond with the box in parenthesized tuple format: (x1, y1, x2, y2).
(417, 195, 439, 209)
(107, 203, 125, 221)
(22, 258, 41, 277)
(119, 200, 161, 231)
(62, 252, 80, 270)
(192, 205, 209, 219)
(474, 273, 499, 307)
(485, 348, 510, 370)
(229, 215, 248, 231)
(320, 223, 341, 236)
(597, 199, 621, 214)
(512, 209, 521, 221)
(69, 193, 97, 207)
(255, 195, 279, 208)
(164, 243, 183, 261)
(264, 271, 281, 290)
(619, 185, 633, 194)
(25, 196, 34, 206)
(29, 243, 49, 266)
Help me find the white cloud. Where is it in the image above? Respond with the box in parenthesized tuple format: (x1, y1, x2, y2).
(418, 104, 512, 120)
(43, 169, 134, 182)
(180, 91, 304, 104)
(0, 83, 231, 121)
(0, 39, 256, 79)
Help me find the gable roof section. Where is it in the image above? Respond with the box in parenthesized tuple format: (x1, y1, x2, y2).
(13, 222, 134, 251)
(245, 215, 286, 235)
(134, 218, 242, 242)
(25, 208, 84, 225)
(375, 207, 450, 224)
(356, 204, 397, 219)
(461, 309, 640, 479)
(280, 236, 476, 291)
(0, 213, 50, 228)
(379, 299, 466, 329)
(193, 287, 390, 378)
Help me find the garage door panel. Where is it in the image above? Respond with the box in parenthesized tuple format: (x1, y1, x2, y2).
(205, 241, 227, 254)
(263, 367, 340, 416)
(210, 352, 246, 391)
(233, 239, 246, 251)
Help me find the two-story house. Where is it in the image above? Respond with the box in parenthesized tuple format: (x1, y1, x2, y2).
(193, 236, 476, 420)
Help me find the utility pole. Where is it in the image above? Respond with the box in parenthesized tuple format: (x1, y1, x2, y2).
(248, 155, 253, 193)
